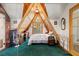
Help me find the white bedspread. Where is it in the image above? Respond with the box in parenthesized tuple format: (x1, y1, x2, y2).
(28, 34, 50, 45)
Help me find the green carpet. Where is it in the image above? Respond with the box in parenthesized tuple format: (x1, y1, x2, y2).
(0, 39, 71, 56)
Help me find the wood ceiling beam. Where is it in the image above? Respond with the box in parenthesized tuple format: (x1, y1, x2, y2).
(17, 4, 34, 30)
(18, 3, 49, 33)
(18, 3, 48, 30)
(38, 13, 49, 32)
(22, 3, 31, 17)
(38, 3, 48, 20)
(40, 3, 48, 17)
(22, 13, 37, 33)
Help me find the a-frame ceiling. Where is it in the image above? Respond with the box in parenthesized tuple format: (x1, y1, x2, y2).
(18, 3, 48, 32)
(22, 3, 48, 18)
(22, 3, 31, 17)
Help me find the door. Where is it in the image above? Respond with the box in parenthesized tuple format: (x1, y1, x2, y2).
(0, 13, 5, 51)
(69, 4, 79, 55)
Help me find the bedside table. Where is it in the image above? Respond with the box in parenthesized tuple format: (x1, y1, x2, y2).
(48, 36, 55, 45)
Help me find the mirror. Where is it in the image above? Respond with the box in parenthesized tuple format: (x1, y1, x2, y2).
(61, 18, 66, 30)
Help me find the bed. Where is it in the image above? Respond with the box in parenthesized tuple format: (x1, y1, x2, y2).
(28, 34, 50, 45)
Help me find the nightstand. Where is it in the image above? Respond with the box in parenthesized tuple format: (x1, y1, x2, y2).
(48, 36, 55, 45)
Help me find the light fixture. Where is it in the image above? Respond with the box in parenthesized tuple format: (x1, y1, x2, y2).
(35, 9, 39, 13)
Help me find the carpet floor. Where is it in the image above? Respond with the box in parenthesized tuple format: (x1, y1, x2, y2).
(0, 39, 71, 56)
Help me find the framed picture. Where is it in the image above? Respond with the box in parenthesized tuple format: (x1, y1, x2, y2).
(54, 21, 57, 25)
(61, 18, 66, 30)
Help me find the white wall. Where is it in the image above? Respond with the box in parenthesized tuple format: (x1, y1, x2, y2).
(0, 14, 5, 51)
(46, 4, 65, 19)
(2, 3, 23, 30)
(49, 18, 61, 33)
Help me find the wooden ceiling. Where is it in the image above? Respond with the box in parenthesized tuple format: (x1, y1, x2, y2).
(22, 3, 48, 18)
(18, 3, 48, 32)
(22, 3, 31, 17)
